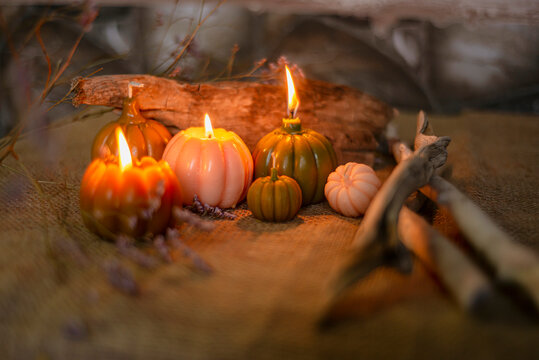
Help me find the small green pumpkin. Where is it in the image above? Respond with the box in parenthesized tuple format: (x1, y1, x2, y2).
(247, 168, 302, 222)
(92, 97, 171, 161)
(252, 118, 337, 205)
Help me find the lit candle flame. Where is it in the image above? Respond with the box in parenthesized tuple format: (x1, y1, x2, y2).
(116, 127, 132, 171)
(204, 113, 215, 139)
(285, 65, 299, 118)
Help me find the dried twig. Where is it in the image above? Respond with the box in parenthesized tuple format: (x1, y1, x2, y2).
(62, 317, 89, 341)
(52, 235, 90, 267)
(115, 235, 158, 269)
(407, 112, 539, 312)
(331, 130, 451, 297)
(102, 259, 139, 296)
(0, 5, 96, 165)
(173, 206, 216, 232)
(398, 206, 497, 313)
(166, 228, 213, 274)
(40, 30, 85, 102)
(152, 0, 180, 68)
(161, 0, 227, 75)
(382, 117, 497, 313)
(35, 19, 52, 92)
(153, 235, 173, 263)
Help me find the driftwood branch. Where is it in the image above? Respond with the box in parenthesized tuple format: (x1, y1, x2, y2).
(331, 122, 450, 296)
(71, 74, 394, 161)
(389, 124, 495, 313)
(389, 112, 500, 314)
(398, 206, 496, 313)
(395, 111, 539, 314)
(399, 114, 539, 311)
(325, 111, 519, 322)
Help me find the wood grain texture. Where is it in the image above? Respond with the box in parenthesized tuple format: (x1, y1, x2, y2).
(72, 75, 395, 162)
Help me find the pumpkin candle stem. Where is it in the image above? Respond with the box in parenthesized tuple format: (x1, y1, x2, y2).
(281, 118, 302, 133)
(270, 167, 279, 181)
(127, 81, 144, 99)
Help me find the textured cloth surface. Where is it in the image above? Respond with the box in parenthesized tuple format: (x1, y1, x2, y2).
(0, 111, 538, 359)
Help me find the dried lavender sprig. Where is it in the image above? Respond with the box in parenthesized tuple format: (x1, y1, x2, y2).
(153, 235, 172, 263)
(53, 236, 90, 267)
(102, 259, 139, 296)
(173, 206, 216, 232)
(191, 194, 237, 220)
(166, 228, 213, 274)
(62, 317, 89, 341)
(203, 203, 237, 220)
(192, 194, 205, 213)
(115, 235, 158, 269)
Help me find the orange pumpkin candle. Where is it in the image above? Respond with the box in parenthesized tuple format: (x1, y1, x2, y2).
(163, 114, 253, 208)
(80, 128, 182, 240)
(91, 82, 171, 161)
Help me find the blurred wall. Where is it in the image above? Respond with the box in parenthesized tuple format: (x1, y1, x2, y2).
(1, 1, 539, 136)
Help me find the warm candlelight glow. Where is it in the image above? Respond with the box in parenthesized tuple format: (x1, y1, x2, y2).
(285, 65, 299, 118)
(163, 113, 253, 208)
(204, 113, 215, 139)
(116, 127, 132, 171)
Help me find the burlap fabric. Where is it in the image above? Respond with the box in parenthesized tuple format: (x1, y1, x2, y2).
(1, 111, 538, 359)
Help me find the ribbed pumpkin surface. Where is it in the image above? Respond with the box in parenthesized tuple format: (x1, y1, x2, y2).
(92, 98, 171, 161)
(80, 157, 182, 240)
(252, 120, 337, 206)
(324, 162, 380, 217)
(163, 127, 253, 208)
(247, 169, 302, 222)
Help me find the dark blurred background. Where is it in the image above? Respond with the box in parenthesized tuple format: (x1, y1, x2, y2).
(1, 0, 539, 137)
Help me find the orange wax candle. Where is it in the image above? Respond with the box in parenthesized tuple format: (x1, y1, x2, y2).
(163, 114, 253, 208)
(80, 128, 182, 240)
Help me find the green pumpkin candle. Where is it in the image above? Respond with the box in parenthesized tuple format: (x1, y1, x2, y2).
(247, 166, 302, 222)
(92, 82, 171, 161)
(252, 66, 337, 205)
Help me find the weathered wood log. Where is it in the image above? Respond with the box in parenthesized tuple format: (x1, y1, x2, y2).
(72, 74, 394, 162)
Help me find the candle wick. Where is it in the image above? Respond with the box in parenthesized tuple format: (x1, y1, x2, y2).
(287, 107, 297, 119)
(127, 81, 144, 98)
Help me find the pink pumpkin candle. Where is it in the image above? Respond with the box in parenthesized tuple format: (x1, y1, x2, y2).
(163, 114, 253, 208)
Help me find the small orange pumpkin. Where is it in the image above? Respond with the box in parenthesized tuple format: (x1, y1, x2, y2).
(92, 97, 171, 161)
(324, 162, 381, 217)
(247, 168, 302, 222)
(80, 155, 182, 240)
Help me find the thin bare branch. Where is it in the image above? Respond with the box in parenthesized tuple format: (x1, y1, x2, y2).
(162, 0, 227, 75)
(35, 19, 52, 91)
(40, 30, 85, 102)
